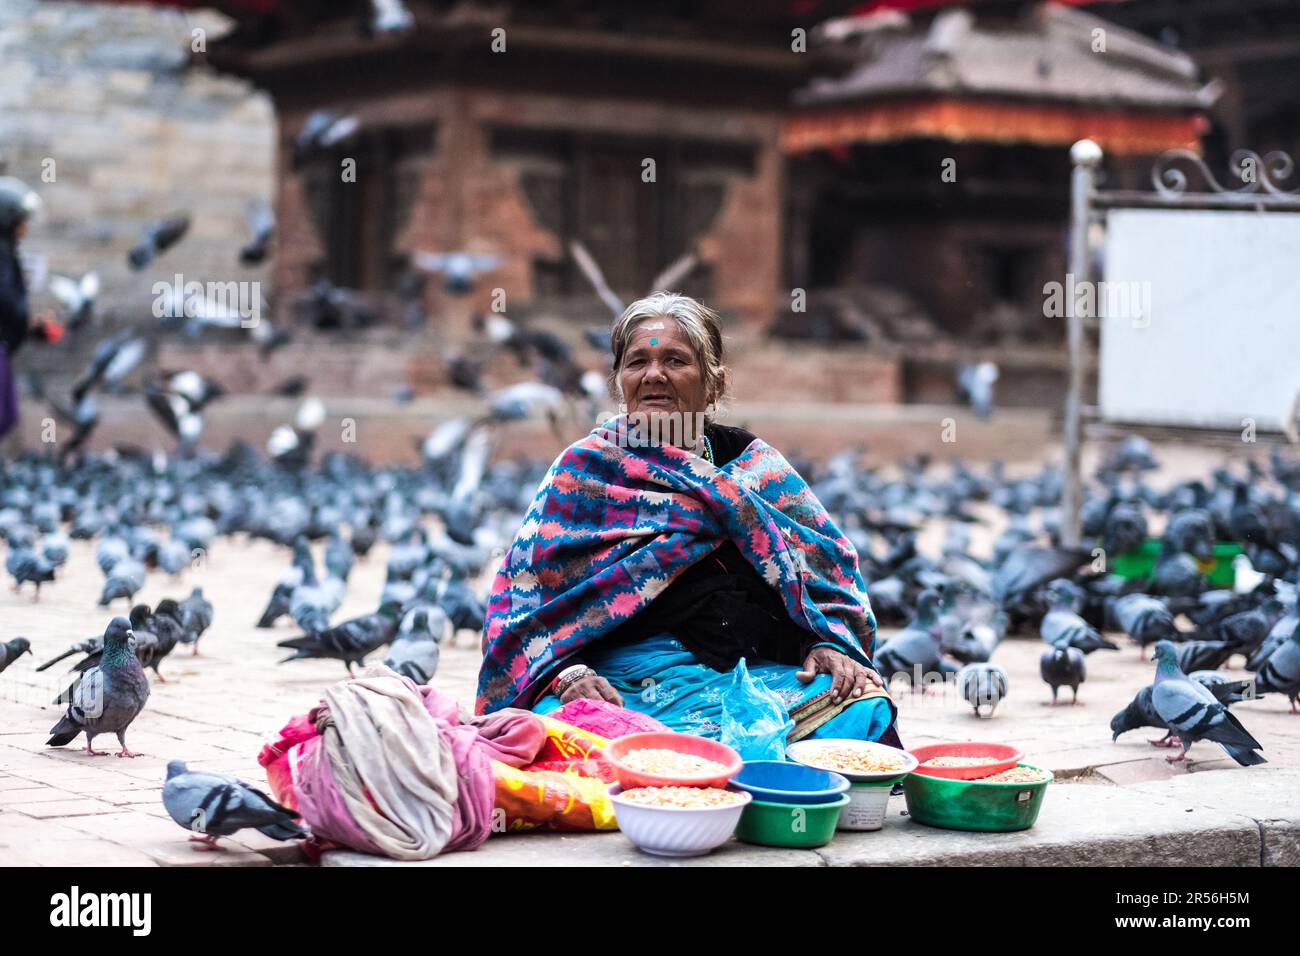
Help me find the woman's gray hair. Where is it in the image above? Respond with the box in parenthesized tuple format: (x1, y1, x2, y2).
(610, 291, 729, 414)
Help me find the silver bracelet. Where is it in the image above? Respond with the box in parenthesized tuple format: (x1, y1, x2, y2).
(553, 664, 596, 696)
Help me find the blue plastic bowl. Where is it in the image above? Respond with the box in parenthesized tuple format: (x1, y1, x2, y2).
(731, 760, 851, 805)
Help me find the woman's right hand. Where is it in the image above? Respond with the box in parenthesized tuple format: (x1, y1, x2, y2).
(560, 673, 625, 707)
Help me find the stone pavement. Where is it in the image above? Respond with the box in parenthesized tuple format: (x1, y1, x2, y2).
(1, 530, 1296, 867)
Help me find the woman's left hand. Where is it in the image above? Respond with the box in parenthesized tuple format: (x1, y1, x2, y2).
(795, 647, 884, 705)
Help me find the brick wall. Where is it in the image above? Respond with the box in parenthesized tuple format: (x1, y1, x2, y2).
(273, 86, 785, 334)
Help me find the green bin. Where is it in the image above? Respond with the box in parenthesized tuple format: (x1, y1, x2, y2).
(1109, 539, 1241, 588)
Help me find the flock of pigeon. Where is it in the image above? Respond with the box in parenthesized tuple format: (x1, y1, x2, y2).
(849, 436, 1300, 766)
(0, 424, 535, 845)
(3, 428, 1300, 848)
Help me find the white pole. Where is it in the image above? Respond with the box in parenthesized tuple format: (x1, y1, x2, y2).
(1063, 139, 1102, 548)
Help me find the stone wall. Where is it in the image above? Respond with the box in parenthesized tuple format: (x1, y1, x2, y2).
(0, 0, 275, 365)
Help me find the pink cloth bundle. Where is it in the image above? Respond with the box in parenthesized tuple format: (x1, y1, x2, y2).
(261, 672, 547, 860)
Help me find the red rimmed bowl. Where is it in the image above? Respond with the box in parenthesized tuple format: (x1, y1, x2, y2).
(907, 742, 1024, 780)
(603, 732, 743, 790)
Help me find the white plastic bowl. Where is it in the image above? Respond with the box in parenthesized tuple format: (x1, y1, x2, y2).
(786, 740, 917, 832)
(786, 738, 919, 783)
(608, 784, 752, 858)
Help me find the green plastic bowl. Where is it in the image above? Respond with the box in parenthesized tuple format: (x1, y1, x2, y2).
(902, 763, 1053, 832)
(735, 792, 849, 848)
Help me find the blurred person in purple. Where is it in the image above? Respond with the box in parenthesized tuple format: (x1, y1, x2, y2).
(0, 177, 41, 443)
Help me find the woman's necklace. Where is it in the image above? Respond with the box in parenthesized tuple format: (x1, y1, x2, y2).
(702, 433, 715, 465)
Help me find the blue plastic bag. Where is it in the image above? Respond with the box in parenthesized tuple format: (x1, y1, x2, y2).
(719, 658, 795, 761)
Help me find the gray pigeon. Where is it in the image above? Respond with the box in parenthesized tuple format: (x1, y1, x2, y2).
(98, 557, 146, 607)
(0, 637, 31, 674)
(46, 617, 150, 757)
(163, 760, 307, 850)
(6, 546, 56, 598)
(1168, 638, 1237, 673)
(873, 591, 954, 686)
(178, 587, 214, 655)
(1040, 637, 1086, 705)
(1150, 640, 1265, 766)
(957, 662, 1007, 717)
(278, 601, 402, 672)
(1041, 580, 1118, 654)
(1253, 621, 1300, 713)
(1112, 675, 1259, 748)
(1110, 685, 1170, 744)
(1106, 592, 1179, 657)
(383, 607, 444, 684)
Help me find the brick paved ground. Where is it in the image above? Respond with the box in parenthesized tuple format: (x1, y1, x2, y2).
(1, 442, 1296, 866)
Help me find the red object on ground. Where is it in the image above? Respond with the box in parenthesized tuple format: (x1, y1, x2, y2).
(907, 742, 1024, 780)
(603, 732, 743, 790)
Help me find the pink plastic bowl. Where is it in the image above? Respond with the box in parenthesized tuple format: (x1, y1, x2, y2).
(907, 742, 1024, 780)
(603, 732, 743, 790)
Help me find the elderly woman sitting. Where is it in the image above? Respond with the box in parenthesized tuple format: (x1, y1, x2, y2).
(477, 293, 900, 749)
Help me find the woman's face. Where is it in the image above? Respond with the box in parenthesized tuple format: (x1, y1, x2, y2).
(619, 317, 709, 420)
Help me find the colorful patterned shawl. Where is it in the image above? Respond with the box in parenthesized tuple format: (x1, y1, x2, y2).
(476, 416, 878, 714)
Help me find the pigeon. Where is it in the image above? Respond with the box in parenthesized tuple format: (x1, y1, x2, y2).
(128, 213, 191, 270)
(1111, 677, 1261, 747)
(72, 332, 147, 400)
(1207, 598, 1286, 660)
(6, 545, 56, 598)
(383, 607, 444, 684)
(292, 111, 359, 168)
(1168, 638, 1238, 674)
(50, 605, 170, 698)
(270, 375, 310, 398)
(957, 662, 1007, 717)
(1102, 435, 1159, 473)
(0, 637, 31, 675)
(28, 373, 99, 457)
(1040, 637, 1086, 705)
(257, 542, 313, 628)
(1106, 592, 1179, 657)
(239, 201, 274, 266)
(1111, 685, 1171, 744)
(873, 591, 954, 687)
(992, 546, 1087, 629)
(324, 532, 354, 582)
(1041, 580, 1118, 654)
(277, 601, 402, 672)
(251, 317, 293, 359)
(1152, 551, 1205, 597)
(99, 557, 146, 607)
(136, 600, 186, 682)
(48, 271, 99, 331)
(288, 574, 346, 634)
(1163, 509, 1216, 561)
(1253, 621, 1300, 713)
(412, 251, 503, 295)
(163, 760, 307, 851)
(364, 0, 414, 36)
(46, 617, 150, 757)
(1187, 672, 1260, 705)
(178, 587, 214, 654)
(1102, 500, 1148, 558)
(1149, 640, 1265, 765)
